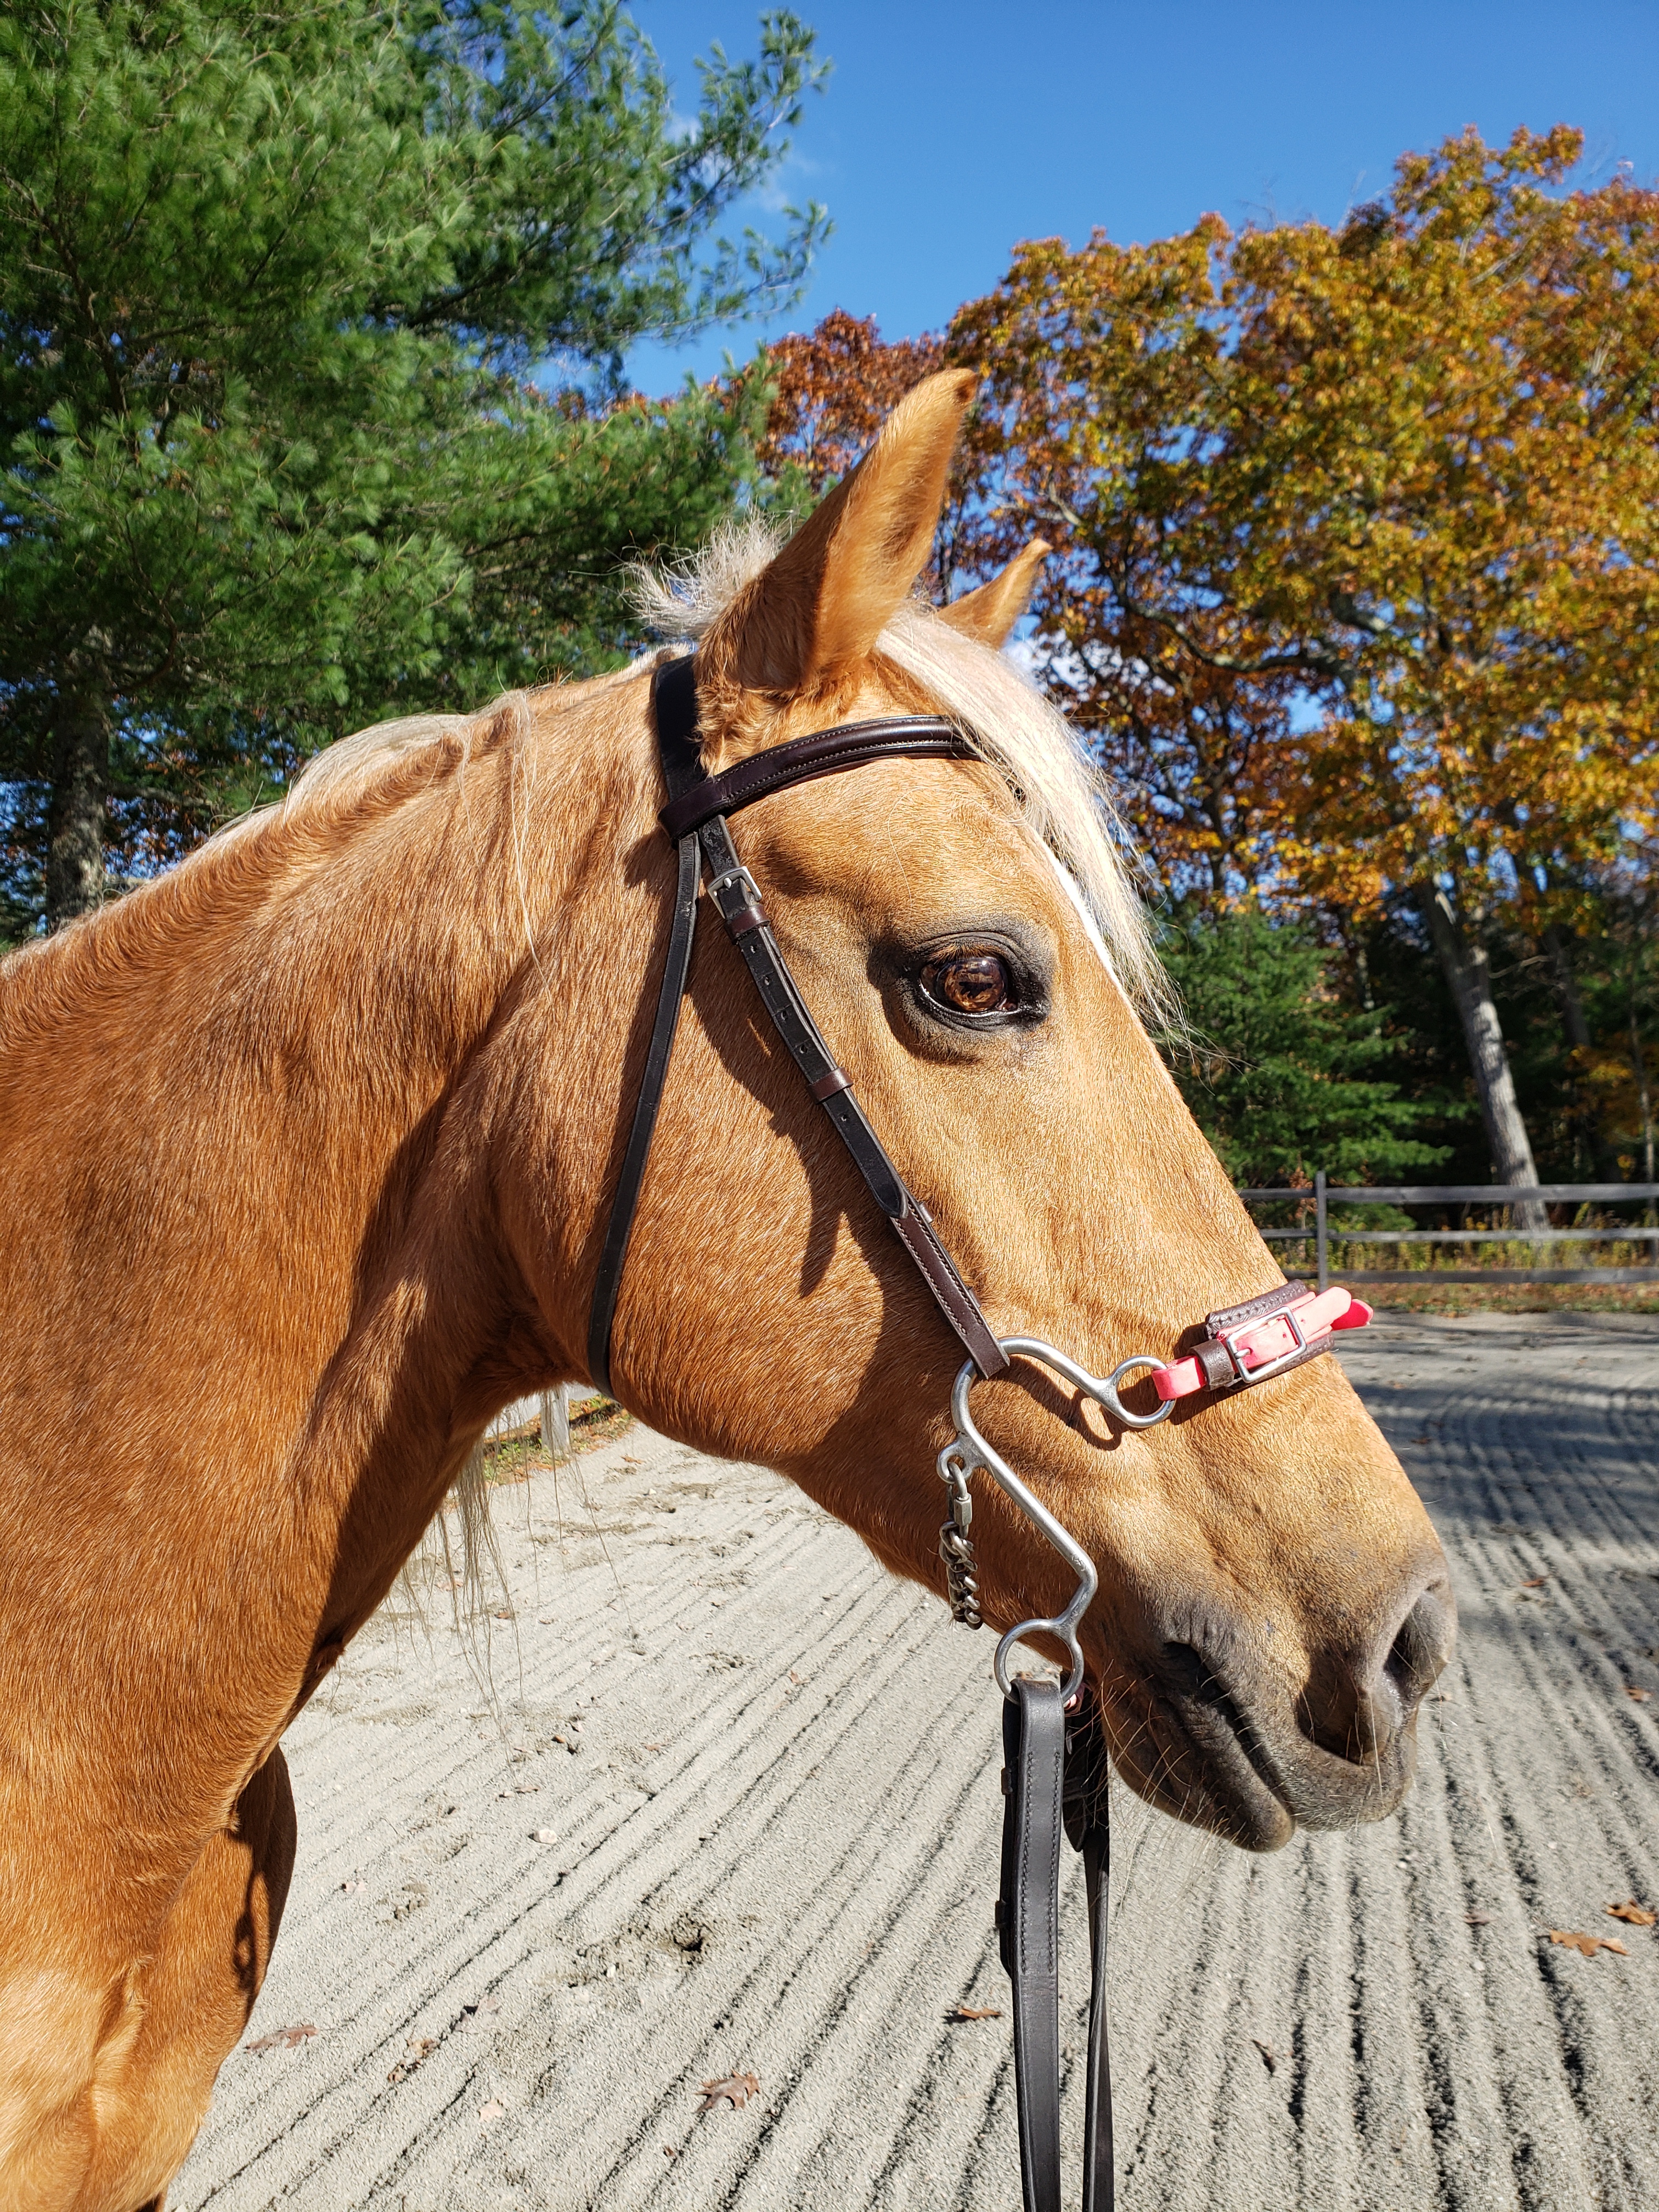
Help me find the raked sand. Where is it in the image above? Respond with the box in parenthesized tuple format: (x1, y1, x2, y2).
(171, 1311, 1659, 2211)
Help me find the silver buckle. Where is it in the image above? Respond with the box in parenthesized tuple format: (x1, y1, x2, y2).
(1217, 1300, 1311, 1387)
(707, 865, 759, 912)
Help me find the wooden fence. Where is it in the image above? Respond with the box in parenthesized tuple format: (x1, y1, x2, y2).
(1237, 1176, 1659, 1291)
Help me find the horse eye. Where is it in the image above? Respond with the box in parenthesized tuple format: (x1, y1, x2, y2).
(920, 949, 1020, 1017)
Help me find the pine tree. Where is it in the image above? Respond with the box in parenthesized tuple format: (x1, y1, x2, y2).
(1162, 906, 1447, 1186)
(0, 1, 828, 932)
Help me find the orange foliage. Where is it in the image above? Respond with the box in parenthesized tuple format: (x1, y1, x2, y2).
(948, 128, 1659, 920)
(759, 309, 945, 494)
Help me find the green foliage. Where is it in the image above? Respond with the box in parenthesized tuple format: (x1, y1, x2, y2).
(1163, 906, 1448, 1186)
(1350, 868, 1659, 1187)
(0, 0, 827, 928)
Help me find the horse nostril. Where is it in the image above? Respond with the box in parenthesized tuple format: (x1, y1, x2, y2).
(1300, 1577, 1457, 1764)
(1384, 1584, 1454, 1712)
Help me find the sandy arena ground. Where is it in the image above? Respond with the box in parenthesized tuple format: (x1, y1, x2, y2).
(171, 1311, 1659, 2212)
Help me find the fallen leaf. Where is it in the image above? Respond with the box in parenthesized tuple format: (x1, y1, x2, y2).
(1465, 1909, 1493, 1926)
(1607, 1901, 1658, 1926)
(1520, 1576, 1547, 1589)
(1251, 2038, 1277, 2075)
(948, 2006, 1002, 2022)
(1548, 1929, 1628, 1957)
(1626, 1685, 1652, 1702)
(478, 2098, 505, 2123)
(698, 2070, 760, 2114)
(246, 2023, 316, 2052)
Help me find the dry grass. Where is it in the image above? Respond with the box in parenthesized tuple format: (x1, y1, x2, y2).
(1360, 1282, 1659, 1317)
(477, 1398, 636, 1486)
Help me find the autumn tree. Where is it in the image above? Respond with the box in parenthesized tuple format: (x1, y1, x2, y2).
(951, 127, 1659, 1211)
(949, 212, 1297, 905)
(0, 0, 827, 933)
(759, 308, 944, 490)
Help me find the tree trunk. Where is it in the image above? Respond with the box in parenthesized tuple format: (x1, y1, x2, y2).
(1630, 995, 1656, 1208)
(1542, 926, 1592, 1053)
(45, 694, 109, 929)
(1418, 884, 1547, 1229)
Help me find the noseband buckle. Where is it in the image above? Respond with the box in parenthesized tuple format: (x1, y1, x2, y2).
(1153, 1283, 1373, 1403)
(1215, 1300, 1310, 1385)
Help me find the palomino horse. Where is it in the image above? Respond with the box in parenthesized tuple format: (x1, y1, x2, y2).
(0, 371, 1454, 2210)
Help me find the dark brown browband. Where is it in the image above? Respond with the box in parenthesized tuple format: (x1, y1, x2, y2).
(658, 717, 979, 839)
(586, 654, 1008, 1399)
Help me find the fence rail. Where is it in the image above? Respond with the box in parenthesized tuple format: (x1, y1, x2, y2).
(1237, 1175, 1659, 1290)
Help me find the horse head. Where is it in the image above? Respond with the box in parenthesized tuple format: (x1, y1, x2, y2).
(503, 368, 1455, 1853)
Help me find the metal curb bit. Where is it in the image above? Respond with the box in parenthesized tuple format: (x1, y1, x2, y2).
(938, 1338, 1172, 1702)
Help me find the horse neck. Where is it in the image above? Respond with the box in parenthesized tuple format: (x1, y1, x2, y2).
(0, 679, 650, 1673)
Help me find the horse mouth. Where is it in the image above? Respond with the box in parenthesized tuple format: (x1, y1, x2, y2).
(1130, 1666, 1297, 1852)
(1097, 1646, 1419, 1852)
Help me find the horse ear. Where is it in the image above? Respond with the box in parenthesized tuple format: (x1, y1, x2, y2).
(704, 368, 976, 702)
(939, 538, 1051, 647)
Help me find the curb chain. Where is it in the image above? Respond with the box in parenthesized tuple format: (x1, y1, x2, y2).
(937, 1449, 983, 1630)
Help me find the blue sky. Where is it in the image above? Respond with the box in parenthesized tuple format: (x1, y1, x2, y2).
(627, 0, 1659, 394)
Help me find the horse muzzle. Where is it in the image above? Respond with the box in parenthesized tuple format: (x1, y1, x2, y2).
(936, 1292, 1383, 1705)
(938, 1310, 1456, 1848)
(1100, 1565, 1458, 1848)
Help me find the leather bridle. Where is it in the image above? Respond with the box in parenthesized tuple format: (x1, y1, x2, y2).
(585, 652, 1372, 2212)
(586, 652, 1007, 1398)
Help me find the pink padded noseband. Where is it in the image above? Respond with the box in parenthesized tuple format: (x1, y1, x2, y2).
(1153, 1282, 1373, 1402)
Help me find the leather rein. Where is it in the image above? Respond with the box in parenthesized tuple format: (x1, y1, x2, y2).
(586, 653, 1372, 2212)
